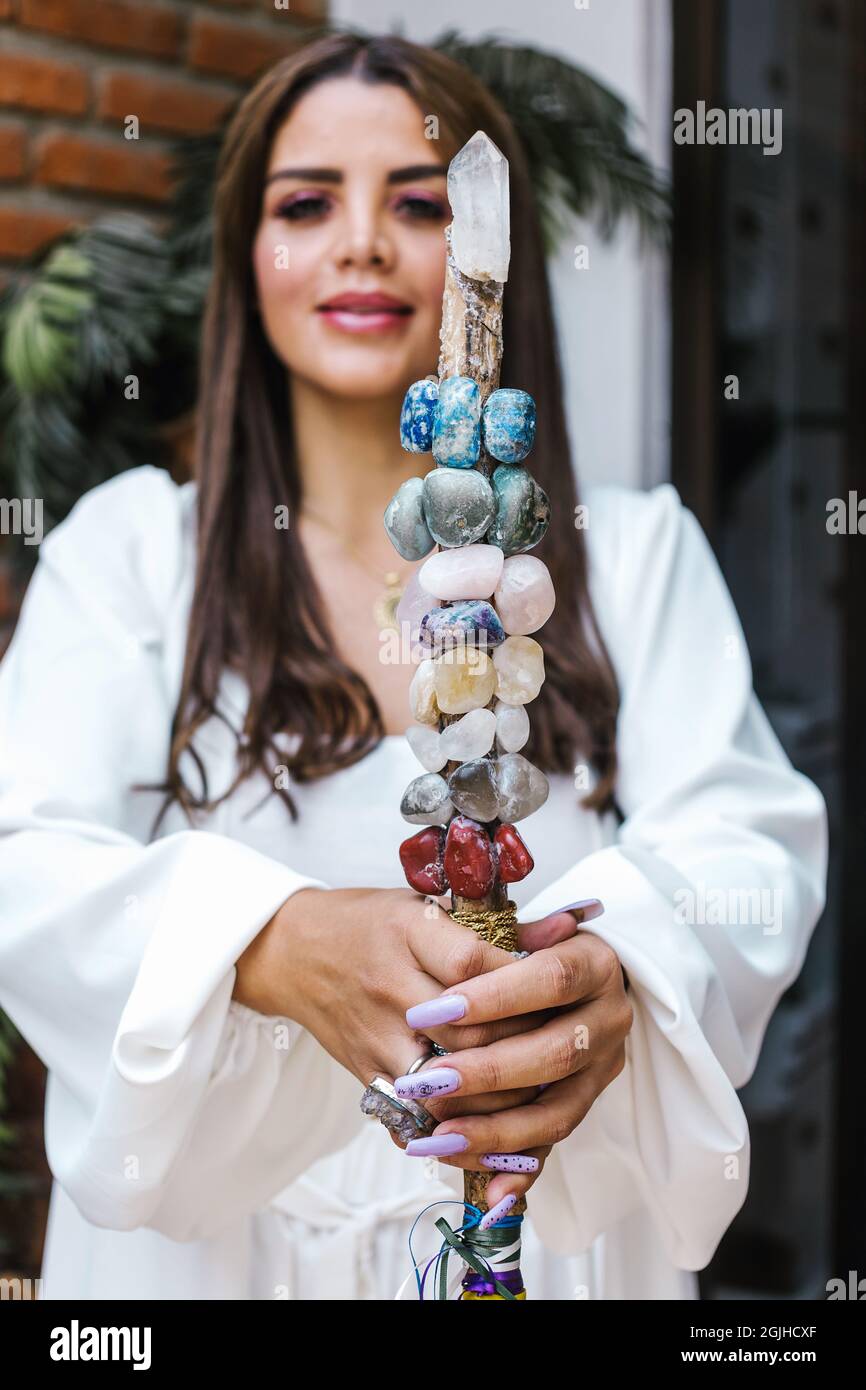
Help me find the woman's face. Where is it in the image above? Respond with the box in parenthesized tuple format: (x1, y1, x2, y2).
(253, 76, 452, 402)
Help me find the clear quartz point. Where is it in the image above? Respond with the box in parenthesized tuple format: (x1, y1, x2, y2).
(447, 131, 511, 283)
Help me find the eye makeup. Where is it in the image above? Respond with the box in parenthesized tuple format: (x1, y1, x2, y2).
(271, 190, 449, 223)
(390, 192, 450, 220)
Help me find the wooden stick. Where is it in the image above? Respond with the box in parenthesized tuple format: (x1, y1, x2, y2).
(436, 222, 529, 1247)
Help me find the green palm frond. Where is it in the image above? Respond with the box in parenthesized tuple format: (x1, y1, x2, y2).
(164, 131, 223, 270)
(0, 216, 200, 524)
(433, 30, 670, 250)
(2, 220, 172, 397)
(2, 244, 92, 396)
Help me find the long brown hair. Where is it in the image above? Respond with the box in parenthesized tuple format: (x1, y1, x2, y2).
(151, 30, 620, 832)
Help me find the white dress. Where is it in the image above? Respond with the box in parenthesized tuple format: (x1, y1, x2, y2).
(0, 465, 827, 1301)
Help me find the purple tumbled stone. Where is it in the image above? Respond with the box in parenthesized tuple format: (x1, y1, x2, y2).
(418, 600, 506, 658)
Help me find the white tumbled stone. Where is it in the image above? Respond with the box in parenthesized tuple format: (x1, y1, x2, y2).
(495, 753, 549, 822)
(406, 722, 447, 772)
(493, 554, 556, 635)
(494, 698, 530, 752)
(492, 635, 545, 705)
(418, 543, 505, 601)
(439, 707, 496, 762)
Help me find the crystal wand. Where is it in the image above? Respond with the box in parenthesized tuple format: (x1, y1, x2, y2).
(383, 132, 553, 1299)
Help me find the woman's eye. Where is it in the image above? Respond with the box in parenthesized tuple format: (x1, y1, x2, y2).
(273, 194, 448, 223)
(275, 196, 330, 221)
(396, 196, 450, 221)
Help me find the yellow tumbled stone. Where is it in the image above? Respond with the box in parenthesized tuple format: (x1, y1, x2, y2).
(432, 647, 497, 714)
(409, 658, 440, 726)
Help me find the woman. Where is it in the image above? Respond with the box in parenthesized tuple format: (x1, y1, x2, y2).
(0, 32, 826, 1300)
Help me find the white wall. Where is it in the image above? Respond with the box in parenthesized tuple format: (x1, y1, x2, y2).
(331, 0, 672, 489)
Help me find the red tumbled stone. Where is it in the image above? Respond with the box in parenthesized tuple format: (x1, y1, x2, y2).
(444, 815, 495, 899)
(494, 822, 534, 884)
(399, 826, 447, 895)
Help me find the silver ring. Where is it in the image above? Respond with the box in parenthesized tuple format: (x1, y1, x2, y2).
(406, 1050, 436, 1074)
(407, 1037, 451, 1071)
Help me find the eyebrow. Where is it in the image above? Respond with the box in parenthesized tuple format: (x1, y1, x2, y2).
(264, 163, 449, 186)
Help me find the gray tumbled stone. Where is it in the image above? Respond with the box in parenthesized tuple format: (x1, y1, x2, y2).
(422, 467, 496, 548)
(400, 771, 454, 825)
(448, 757, 500, 823)
(385, 476, 436, 561)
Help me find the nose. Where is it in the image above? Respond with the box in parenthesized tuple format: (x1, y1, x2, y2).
(332, 191, 395, 270)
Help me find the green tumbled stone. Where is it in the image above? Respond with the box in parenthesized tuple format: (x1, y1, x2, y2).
(486, 465, 550, 555)
(422, 467, 496, 548)
(384, 476, 436, 561)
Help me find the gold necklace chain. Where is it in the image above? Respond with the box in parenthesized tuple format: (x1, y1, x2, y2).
(300, 503, 413, 632)
(300, 503, 404, 583)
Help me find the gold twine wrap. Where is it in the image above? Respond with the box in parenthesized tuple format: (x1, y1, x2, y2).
(447, 899, 519, 954)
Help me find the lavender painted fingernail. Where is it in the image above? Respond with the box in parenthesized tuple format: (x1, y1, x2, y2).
(406, 994, 467, 1029)
(480, 1153, 540, 1173)
(552, 898, 604, 922)
(478, 1193, 518, 1231)
(405, 1132, 470, 1157)
(394, 1067, 461, 1099)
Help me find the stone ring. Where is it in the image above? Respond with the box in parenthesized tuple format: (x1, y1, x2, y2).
(359, 1075, 439, 1143)
(359, 1041, 453, 1142)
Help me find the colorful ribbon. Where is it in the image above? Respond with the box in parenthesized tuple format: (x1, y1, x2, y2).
(400, 1200, 525, 1300)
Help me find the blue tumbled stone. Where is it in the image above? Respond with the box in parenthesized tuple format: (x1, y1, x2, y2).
(400, 378, 439, 453)
(482, 388, 536, 463)
(432, 375, 481, 468)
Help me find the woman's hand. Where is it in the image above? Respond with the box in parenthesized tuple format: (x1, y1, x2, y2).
(397, 919, 634, 1209)
(232, 885, 549, 1092)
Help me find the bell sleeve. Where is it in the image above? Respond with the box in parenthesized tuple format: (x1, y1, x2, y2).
(517, 482, 828, 1270)
(0, 467, 363, 1243)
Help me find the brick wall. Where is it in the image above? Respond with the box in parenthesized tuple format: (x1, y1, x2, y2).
(0, 0, 329, 1290)
(0, 0, 327, 266)
(0, 0, 328, 642)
